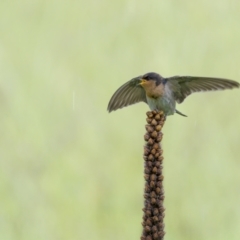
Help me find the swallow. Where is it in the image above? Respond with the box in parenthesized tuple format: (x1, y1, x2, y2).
(107, 72, 239, 116)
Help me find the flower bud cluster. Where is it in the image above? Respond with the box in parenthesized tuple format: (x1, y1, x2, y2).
(141, 111, 166, 240)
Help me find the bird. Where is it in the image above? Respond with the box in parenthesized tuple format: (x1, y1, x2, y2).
(107, 72, 239, 117)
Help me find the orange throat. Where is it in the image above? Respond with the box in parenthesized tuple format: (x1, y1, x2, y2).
(141, 81, 164, 99)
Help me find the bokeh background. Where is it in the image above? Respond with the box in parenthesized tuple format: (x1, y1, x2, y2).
(0, 1, 240, 240)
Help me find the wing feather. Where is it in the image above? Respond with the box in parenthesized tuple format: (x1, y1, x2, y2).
(107, 77, 147, 112)
(166, 76, 239, 103)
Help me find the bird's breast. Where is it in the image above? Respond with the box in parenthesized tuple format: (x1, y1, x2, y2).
(146, 86, 176, 116)
(145, 83, 165, 98)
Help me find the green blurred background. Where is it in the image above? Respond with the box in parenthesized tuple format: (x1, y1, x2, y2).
(0, 1, 240, 240)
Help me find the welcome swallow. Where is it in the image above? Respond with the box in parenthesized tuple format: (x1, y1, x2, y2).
(107, 72, 239, 116)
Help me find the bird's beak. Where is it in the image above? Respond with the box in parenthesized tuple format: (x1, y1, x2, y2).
(139, 79, 147, 86)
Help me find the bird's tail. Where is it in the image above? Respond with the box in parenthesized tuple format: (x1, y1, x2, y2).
(175, 109, 187, 117)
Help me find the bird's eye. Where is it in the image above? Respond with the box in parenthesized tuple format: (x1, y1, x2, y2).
(144, 76, 150, 81)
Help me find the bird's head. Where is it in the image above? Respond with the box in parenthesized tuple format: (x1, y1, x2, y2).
(139, 72, 163, 87)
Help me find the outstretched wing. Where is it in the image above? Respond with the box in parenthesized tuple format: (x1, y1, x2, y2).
(166, 76, 239, 103)
(107, 77, 147, 112)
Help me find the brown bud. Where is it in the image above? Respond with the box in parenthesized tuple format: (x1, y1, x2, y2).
(152, 110, 157, 115)
(153, 143, 159, 149)
(144, 168, 150, 174)
(153, 233, 159, 240)
(144, 193, 149, 198)
(145, 185, 151, 193)
(144, 145, 150, 156)
(155, 114, 161, 120)
(145, 210, 151, 216)
(156, 136, 162, 142)
(159, 207, 165, 213)
(150, 174, 156, 181)
(158, 222, 164, 228)
(144, 174, 150, 180)
(157, 181, 162, 187)
(152, 167, 158, 173)
(145, 225, 151, 232)
(145, 125, 154, 133)
(158, 175, 164, 181)
(158, 232, 165, 238)
(153, 208, 159, 215)
(151, 119, 157, 126)
(144, 133, 150, 141)
(155, 125, 162, 131)
(144, 147, 150, 156)
(146, 111, 153, 118)
(151, 131, 158, 138)
(151, 198, 157, 204)
(144, 181, 149, 187)
(146, 219, 152, 226)
(150, 191, 156, 197)
(159, 120, 164, 124)
(150, 181, 155, 188)
(148, 154, 154, 161)
(159, 195, 165, 200)
(155, 162, 160, 167)
(147, 161, 153, 168)
(152, 225, 157, 233)
(151, 148, 156, 155)
(158, 216, 164, 222)
(146, 118, 152, 124)
(147, 138, 154, 145)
